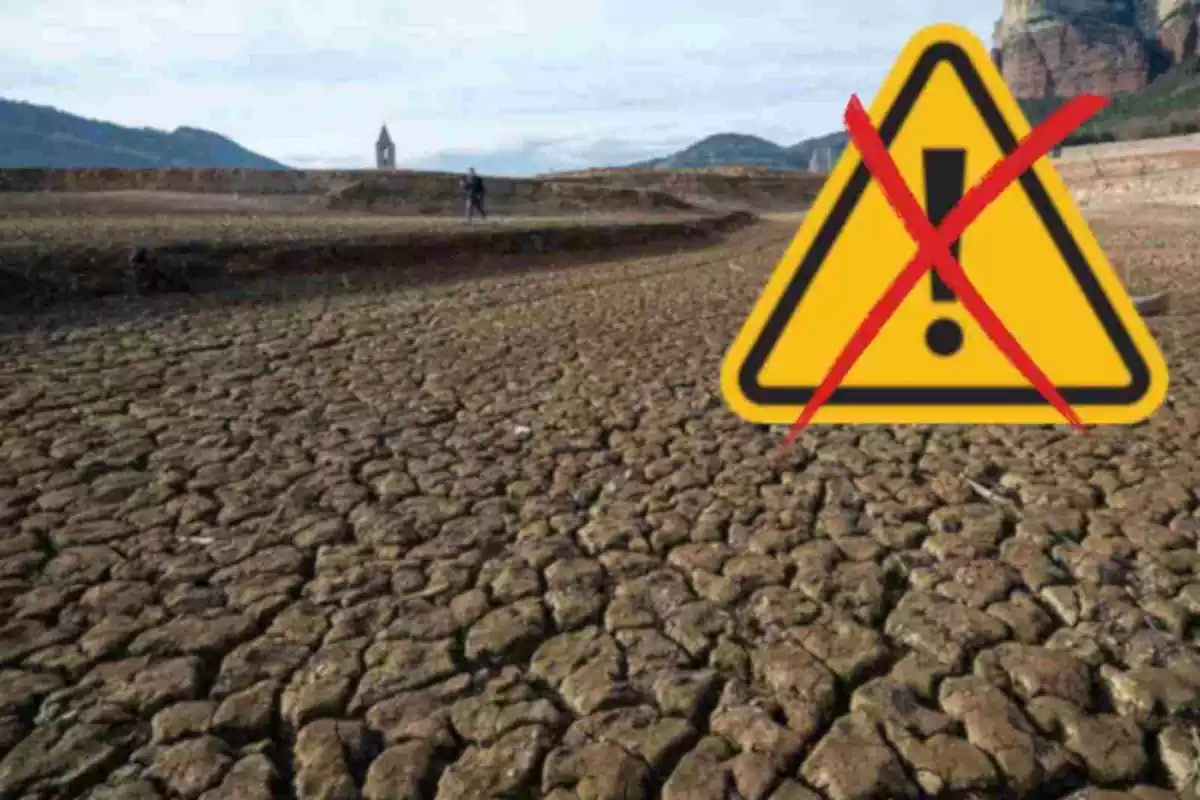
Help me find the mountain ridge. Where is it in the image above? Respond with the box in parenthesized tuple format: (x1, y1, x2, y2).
(629, 131, 850, 172)
(0, 97, 289, 170)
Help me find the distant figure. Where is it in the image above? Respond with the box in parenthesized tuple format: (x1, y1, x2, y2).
(462, 167, 487, 222)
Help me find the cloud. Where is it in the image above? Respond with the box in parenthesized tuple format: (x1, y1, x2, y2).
(4, 1, 1002, 174)
(403, 134, 698, 176)
(285, 153, 369, 170)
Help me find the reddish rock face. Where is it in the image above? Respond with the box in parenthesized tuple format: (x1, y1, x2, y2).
(999, 20, 1151, 99)
(993, 0, 1200, 100)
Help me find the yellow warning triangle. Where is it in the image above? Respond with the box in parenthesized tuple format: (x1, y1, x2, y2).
(721, 23, 1169, 426)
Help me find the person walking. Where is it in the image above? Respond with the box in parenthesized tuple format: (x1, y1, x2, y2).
(462, 167, 487, 223)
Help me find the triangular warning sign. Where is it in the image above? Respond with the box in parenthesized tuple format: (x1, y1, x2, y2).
(721, 23, 1169, 427)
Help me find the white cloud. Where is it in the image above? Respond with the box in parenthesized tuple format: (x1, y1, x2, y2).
(3, 1, 1002, 174)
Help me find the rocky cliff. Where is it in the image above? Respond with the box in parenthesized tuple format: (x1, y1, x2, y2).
(994, 0, 1200, 99)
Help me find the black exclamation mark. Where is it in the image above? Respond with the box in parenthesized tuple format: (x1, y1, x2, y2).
(923, 149, 966, 357)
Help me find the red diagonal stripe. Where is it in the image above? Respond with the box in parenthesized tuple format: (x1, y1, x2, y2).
(842, 97, 1085, 429)
(782, 92, 1107, 446)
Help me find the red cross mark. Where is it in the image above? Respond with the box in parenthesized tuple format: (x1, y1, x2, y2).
(782, 92, 1110, 448)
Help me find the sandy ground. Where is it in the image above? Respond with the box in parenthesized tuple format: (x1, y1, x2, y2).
(0, 153, 1197, 800)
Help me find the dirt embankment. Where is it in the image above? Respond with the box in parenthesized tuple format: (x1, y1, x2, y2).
(0, 166, 825, 215)
(0, 211, 759, 309)
(0, 167, 365, 195)
(0, 168, 698, 217)
(1056, 145, 1200, 209)
(326, 174, 697, 215)
(542, 166, 828, 210)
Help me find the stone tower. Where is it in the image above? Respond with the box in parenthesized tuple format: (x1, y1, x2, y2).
(376, 124, 395, 170)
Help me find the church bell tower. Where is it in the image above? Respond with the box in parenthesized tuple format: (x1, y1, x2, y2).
(376, 124, 396, 170)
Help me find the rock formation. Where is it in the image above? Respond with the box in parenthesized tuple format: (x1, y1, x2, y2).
(1156, 0, 1200, 61)
(993, 0, 1200, 99)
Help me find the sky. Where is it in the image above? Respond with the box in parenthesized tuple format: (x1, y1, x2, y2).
(3, 1, 1000, 175)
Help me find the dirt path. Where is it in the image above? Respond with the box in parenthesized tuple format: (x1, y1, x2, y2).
(0, 218, 1197, 799)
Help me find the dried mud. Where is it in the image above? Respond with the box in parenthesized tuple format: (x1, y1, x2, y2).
(0, 206, 1197, 800)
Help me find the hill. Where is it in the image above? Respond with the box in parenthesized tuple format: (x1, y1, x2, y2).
(630, 131, 848, 171)
(630, 134, 807, 170)
(786, 131, 850, 170)
(0, 97, 289, 170)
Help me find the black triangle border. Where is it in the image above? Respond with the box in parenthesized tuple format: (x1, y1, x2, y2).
(738, 41, 1150, 407)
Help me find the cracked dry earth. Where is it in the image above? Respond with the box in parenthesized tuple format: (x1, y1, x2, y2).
(0, 217, 1198, 800)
